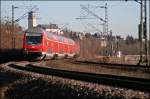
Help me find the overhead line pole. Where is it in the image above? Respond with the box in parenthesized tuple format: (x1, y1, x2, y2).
(0, 0, 1, 50)
(149, 0, 150, 66)
(144, 0, 148, 66)
(12, 5, 18, 49)
(139, 0, 143, 64)
(105, 3, 108, 36)
(97, 3, 108, 36)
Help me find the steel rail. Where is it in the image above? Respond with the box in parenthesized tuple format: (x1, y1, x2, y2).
(8, 63, 150, 92)
(74, 60, 150, 70)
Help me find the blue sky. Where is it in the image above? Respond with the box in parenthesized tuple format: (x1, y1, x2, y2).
(1, 1, 149, 38)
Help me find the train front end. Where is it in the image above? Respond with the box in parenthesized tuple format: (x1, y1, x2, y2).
(23, 27, 46, 59)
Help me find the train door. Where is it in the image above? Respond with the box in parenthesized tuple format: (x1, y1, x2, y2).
(59, 43, 64, 54)
(64, 44, 67, 54)
(43, 34, 48, 53)
(51, 41, 55, 54)
(62, 44, 64, 54)
(70, 45, 73, 54)
(47, 40, 52, 54)
(68, 45, 70, 54)
(53, 41, 57, 54)
(55, 42, 59, 54)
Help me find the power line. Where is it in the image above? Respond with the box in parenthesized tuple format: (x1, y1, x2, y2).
(108, 1, 123, 8)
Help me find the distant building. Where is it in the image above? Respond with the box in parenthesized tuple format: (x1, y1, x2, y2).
(28, 11, 37, 29)
(100, 37, 107, 47)
(78, 33, 84, 40)
(28, 12, 63, 35)
(116, 51, 122, 58)
(37, 24, 64, 35)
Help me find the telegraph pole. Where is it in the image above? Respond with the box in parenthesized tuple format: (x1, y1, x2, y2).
(99, 3, 108, 36)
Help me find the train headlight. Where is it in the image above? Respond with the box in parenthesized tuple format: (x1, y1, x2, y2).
(24, 48, 27, 51)
(24, 49, 28, 54)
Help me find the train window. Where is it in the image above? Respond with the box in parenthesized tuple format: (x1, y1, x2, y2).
(72, 39, 75, 44)
(58, 36, 64, 42)
(26, 33, 41, 36)
(64, 38, 68, 43)
(45, 41, 48, 46)
(48, 48, 52, 53)
(47, 32, 54, 40)
(68, 39, 74, 44)
(68, 39, 71, 44)
(26, 33, 42, 45)
(53, 35, 58, 40)
(60, 48, 64, 54)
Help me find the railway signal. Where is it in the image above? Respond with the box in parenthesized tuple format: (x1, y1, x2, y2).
(143, 21, 146, 39)
(138, 24, 142, 41)
(138, 0, 149, 66)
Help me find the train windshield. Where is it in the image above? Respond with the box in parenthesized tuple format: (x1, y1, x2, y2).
(26, 33, 42, 45)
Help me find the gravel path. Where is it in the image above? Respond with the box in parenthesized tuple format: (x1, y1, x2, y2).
(0, 70, 21, 99)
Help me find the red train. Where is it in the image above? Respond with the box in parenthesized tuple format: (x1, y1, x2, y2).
(23, 27, 79, 60)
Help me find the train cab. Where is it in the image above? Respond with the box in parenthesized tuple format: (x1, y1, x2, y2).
(23, 27, 46, 59)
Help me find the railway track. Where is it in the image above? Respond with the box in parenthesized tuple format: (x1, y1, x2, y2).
(7, 63, 150, 92)
(74, 60, 150, 70)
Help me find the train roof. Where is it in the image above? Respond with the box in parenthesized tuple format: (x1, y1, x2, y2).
(25, 27, 75, 44)
(25, 27, 44, 34)
(47, 32, 75, 44)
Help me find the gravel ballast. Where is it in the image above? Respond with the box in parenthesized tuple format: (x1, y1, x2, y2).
(0, 62, 150, 99)
(45, 60, 150, 79)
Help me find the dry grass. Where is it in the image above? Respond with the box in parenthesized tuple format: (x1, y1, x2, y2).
(0, 22, 24, 50)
